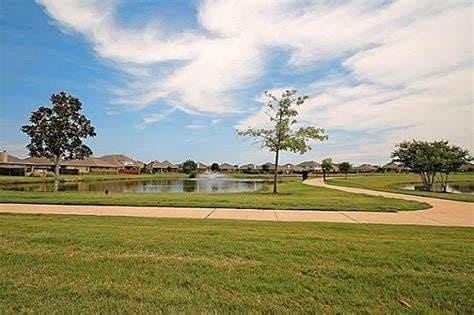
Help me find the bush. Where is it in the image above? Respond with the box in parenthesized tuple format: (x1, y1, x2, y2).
(188, 172, 197, 178)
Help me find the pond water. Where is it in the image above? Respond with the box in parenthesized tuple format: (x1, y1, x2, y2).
(3, 178, 270, 193)
(400, 183, 474, 194)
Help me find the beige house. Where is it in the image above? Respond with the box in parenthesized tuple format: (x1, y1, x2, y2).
(219, 163, 237, 173)
(0, 151, 27, 176)
(353, 164, 379, 173)
(99, 154, 143, 174)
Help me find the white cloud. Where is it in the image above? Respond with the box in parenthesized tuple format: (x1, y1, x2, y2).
(36, 0, 473, 162)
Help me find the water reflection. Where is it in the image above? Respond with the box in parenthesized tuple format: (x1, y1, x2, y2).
(4, 178, 268, 193)
(400, 183, 474, 194)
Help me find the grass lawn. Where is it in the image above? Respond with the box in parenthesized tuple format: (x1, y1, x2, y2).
(0, 180, 429, 211)
(327, 173, 474, 202)
(0, 214, 472, 313)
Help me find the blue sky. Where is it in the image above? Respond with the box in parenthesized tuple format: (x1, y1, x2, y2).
(1, 0, 472, 165)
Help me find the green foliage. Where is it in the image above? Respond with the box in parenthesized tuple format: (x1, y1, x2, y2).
(21, 92, 96, 191)
(339, 162, 352, 175)
(392, 140, 471, 191)
(210, 163, 220, 172)
(261, 164, 270, 173)
(237, 90, 327, 192)
(21, 92, 96, 161)
(321, 158, 334, 172)
(182, 159, 197, 175)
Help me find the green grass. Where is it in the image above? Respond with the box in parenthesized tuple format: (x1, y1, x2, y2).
(0, 214, 472, 313)
(327, 173, 474, 202)
(0, 180, 429, 211)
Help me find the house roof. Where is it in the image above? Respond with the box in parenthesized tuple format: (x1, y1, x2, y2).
(239, 163, 256, 169)
(0, 151, 24, 164)
(63, 157, 117, 168)
(297, 161, 321, 169)
(219, 163, 237, 170)
(354, 164, 379, 171)
(99, 154, 142, 168)
(161, 160, 178, 168)
(382, 161, 400, 170)
(22, 156, 54, 165)
(197, 162, 208, 169)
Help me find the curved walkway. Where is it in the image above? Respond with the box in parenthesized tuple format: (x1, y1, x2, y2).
(0, 178, 472, 226)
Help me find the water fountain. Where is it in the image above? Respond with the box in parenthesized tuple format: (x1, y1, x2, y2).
(199, 170, 227, 179)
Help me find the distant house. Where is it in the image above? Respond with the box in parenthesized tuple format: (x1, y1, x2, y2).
(219, 163, 237, 173)
(280, 163, 295, 174)
(99, 154, 143, 174)
(382, 161, 401, 172)
(147, 160, 178, 173)
(239, 163, 257, 172)
(62, 157, 119, 174)
(0, 151, 27, 176)
(297, 161, 322, 173)
(459, 162, 474, 172)
(196, 162, 208, 172)
(353, 164, 379, 173)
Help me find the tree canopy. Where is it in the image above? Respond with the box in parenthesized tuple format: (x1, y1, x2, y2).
(21, 92, 96, 191)
(182, 159, 197, 175)
(392, 140, 471, 191)
(238, 90, 327, 193)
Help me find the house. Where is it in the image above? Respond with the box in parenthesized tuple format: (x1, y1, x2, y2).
(382, 161, 401, 172)
(147, 160, 178, 172)
(353, 164, 379, 173)
(459, 162, 474, 172)
(99, 154, 143, 174)
(280, 163, 295, 174)
(0, 150, 27, 176)
(239, 163, 256, 172)
(196, 162, 208, 172)
(297, 161, 322, 173)
(219, 163, 237, 173)
(62, 157, 119, 174)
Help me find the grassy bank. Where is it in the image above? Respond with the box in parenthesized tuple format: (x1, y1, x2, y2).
(0, 214, 472, 313)
(327, 173, 474, 202)
(0, 181, 429, 211)
(0, 173, 186, 185)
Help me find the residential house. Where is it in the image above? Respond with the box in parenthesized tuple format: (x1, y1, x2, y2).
(219, 163, 237, 173)
(196, 162, 208, 173)
(353, 164, 379, 173)
(147, 160, 178, 173)
(99, 154, 143, 174)
(0, 151, 27, 176)
(382, 161, 401, 172)
(62, 157, 119, 174)
(297, 161, 322, 173)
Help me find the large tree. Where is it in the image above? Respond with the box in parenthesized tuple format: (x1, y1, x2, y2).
(21, 92, 96, 192)
(392, 140, 471, 192)
(238, 90, 327, 193)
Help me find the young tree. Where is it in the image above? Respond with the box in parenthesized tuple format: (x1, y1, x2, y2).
(392, 140, 471, 191)
(321, 158, 333, 181)
(210, 163, 220, 172)
(21, 92, 96, 192)
(182, 159, 197, 175)
(238, 90, 327, 193)
(339, 161, 352, 178)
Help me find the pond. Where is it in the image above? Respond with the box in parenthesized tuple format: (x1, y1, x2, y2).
(2, 178, 271, 193)
(400, 182, 474, 194)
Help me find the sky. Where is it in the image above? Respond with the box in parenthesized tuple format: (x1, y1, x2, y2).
(0, 0, 472, 165)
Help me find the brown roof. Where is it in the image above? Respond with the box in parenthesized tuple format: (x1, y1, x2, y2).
(161, 160, 178, 169)
(99, 154, 142, 168)
(22, 156, 54, 165)
(297, 161, 321, 169)
(219, 163, 237, 170)
(354, 164, 379, 171)
(148, 160, 177, 169)
(239, 163, 256, 169)
(0, 151, 24, 164)
(63, 157, 117, 168)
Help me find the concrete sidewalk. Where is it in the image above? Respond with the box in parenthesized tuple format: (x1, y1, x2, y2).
(0, 178, 472, 226)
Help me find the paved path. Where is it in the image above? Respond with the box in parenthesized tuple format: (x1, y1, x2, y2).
(0, 178, 472, 226)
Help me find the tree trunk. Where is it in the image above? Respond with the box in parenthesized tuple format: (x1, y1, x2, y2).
(323, 170, 326, 181)
(273, 149, 279, 194)
(54, 155, 61, 192)
(443, 173, 449, 192)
